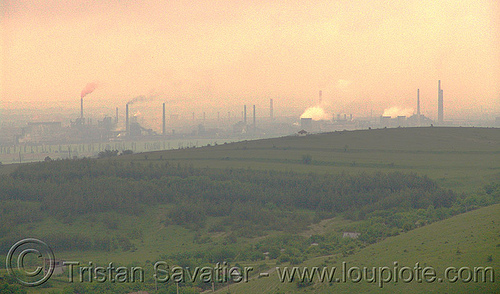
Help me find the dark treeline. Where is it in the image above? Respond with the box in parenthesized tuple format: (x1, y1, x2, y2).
(1, 158, 498, 253)
(4, 158, 451, 216)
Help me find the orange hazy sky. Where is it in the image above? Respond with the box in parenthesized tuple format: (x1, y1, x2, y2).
(1, 0, 499, 119)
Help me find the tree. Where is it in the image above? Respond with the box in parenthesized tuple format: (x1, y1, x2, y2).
(97, 150, 119, 158)
(120, 150, 134, 156)
(302, 154, 312, 164)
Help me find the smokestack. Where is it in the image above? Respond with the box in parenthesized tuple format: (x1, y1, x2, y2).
(270, 99, 274, 119)
(438, 80, 444, 123)
(126, 103, 129, 135)
(162, 103, 166, 135)
(192, 112, 195, 121)
(80, 82, 97, 124)
(244, 105, 247, 124)
(319, 90, 322, 104)
(115, 107, 119, 124)
(417, 89, 420, 116)
(253, 105, 256, 132)
(203, 112, 206, 124)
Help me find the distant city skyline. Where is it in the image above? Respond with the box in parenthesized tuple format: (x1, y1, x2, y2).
(1, 1, 499, 121)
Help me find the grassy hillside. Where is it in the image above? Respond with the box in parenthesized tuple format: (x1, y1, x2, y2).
(124, 127, 500, 193)
(0, 127, 498, 294)
(222, 203, 500, 294)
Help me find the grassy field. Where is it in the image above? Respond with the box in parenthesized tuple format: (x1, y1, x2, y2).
(124, 127, 500, 193)
(0, 127, 499, 293)
(220, 203, 500, 294)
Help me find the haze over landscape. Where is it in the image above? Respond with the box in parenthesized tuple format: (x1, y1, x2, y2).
(1, 0, 499, 121)
(1, 2, 500, 293)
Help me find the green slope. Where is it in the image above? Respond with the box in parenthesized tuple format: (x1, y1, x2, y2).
(123, 127, 500, 193)
(1, 127, 499, 293)
(225, 203, 500, 294)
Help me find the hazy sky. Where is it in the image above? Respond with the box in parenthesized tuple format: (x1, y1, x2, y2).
(1, 0, 499, 120)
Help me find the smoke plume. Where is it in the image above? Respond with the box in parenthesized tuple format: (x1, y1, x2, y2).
(382, 107, 414, 118)
(81, 82, 98, 98)
(300, 106, 331, 121)
(127, 93, 160, 105)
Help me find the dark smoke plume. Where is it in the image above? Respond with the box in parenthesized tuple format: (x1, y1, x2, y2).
(127, 93, 161, 105)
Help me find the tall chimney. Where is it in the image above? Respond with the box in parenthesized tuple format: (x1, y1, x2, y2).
(115, 107, 119, 124)
(162, 103, 166, 135)
(319, 90, 322, 104)
(244, 105, 247, 124)
(126, 103, 129, 135)
(270, 98, 274, 119)
(438, 80, 443, 123)
(253, 104, 256, 132)
(80, 98, 84, 120)
(417, 89, 420, 116)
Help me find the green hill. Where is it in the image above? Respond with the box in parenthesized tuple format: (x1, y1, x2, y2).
(221, 203, 500, 294)
(0, 127, 498, 294)
(127, 127, 500, 193)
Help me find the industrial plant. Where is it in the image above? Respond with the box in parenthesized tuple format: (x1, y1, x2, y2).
(0, 80, 499, 163)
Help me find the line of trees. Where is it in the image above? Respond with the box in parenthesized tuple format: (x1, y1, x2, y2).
(4, 159, 454, 216)
(1, 158, 498, 253)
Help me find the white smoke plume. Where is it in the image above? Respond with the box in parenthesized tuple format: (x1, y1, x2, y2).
(335, 79, 352, 92)
(382, 107, 414, 118)
(300, 106, 331, 121)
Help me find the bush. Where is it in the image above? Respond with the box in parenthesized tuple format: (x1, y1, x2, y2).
(97, 150, 119, 158)
(120, 150, 134, 155)
(302, 154, 312, 164)
(168, 204, 207, 227)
